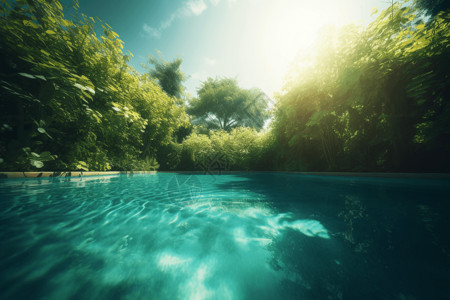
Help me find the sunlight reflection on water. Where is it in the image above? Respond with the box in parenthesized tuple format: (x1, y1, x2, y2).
(0, 173, 332, 299)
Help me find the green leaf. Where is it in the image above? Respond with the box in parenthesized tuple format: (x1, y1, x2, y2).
(45, 30, 56, 35)
(85, 86, 95, 94)
(31, 160, 44, 168)
(35, 75, 46, 81)
(76, 161, 88, 171)
(55, 0, 63, 10)
(37, 127, 46, 134)
(74, 83, 95, 94)
(38, 151, 55, 161)
(31, 152, 40, 157)
(18, 73, 36, 79)
(23, 20, 39, 29)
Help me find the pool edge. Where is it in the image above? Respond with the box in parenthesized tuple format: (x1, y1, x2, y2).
(0, 171, 156, 179)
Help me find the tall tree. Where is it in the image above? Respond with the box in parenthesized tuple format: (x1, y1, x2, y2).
(187, 77, 270, 131)
(145, 51, 185, 99)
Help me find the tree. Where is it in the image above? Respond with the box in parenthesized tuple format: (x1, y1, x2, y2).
(272, 4, 450, 172)
(145, 51, 185, 99)
(187, 77, 270, 131)
(0, 0, 188, 171)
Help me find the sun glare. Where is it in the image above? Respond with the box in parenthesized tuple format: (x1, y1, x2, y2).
(254, 0, 356, 94)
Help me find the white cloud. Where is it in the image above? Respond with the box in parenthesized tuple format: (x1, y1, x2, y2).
(142, 0, 214, 38)
(142, 24, 161, 38)
(185, 0, 207, 16)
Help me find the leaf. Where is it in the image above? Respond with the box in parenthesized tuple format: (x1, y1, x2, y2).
(62, 20, 73, 27)
(23, 20, 39, 29)
(18, 73, 36, 79)
(54, 0, 63, 10)
(31, 152, 40, 157)
(112, 107, 120, 112)
(35, 75, 46, 81)
(76, 161, 88, 171)
(74, 83, 86, 90)
(38, 151, 54, 161)
(31, 160, 44, 168)
(45, 30, 56, 35)
(416, 23, 425, 30)
(37, 127, 46, 134)
(86, 86, 95, 94)
(40, 50, 50, 56)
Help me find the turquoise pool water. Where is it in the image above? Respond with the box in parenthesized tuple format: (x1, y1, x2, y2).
(0, 173, 449, 299)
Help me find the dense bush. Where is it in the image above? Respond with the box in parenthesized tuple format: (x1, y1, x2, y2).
(163, 127, 271, 171)
(272, 4, 450, 172)
(0, 0, 187, 171)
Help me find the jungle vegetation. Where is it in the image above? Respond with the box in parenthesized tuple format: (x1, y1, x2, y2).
(0, 0, 449, 172)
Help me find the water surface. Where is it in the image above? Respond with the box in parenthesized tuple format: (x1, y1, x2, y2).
(0, 173, 449, 299)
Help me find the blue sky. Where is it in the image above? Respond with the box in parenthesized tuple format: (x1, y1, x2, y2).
(72, 0, 390, 97)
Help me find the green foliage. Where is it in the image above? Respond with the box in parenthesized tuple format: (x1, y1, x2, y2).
(0, 0, 188, 171)
(187, 78, 270, 131)
(273, 3, 450, 172)
(1, 0, 447, 173)
(180, 127, 271, 171)
(144, 51, 186, 99)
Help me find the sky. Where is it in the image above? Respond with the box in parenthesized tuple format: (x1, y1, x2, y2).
(72, 0, 391, 98)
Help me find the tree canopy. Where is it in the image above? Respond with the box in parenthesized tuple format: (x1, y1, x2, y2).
(187, 78, 270, 131)
(0, 0, 448, 173)
(144, 52, 185, 99)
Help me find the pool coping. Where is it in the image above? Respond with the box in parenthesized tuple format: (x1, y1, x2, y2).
(161, 171, 450, 179)
(0, 171, 156, 179)
(1, 171, 449, 179)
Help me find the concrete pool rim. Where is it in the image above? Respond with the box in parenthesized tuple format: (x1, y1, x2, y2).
(1, 171, 449, 179)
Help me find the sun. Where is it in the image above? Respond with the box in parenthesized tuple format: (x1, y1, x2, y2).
(256, 0, 355, 92)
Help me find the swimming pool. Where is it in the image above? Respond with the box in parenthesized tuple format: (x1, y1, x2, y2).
(0, 172, 449, 299)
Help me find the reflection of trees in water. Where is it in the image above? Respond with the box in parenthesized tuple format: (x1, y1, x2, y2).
(338, 195, 371, 253)
(416, 204, 450, 261)
(267, 228, 343, 299)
